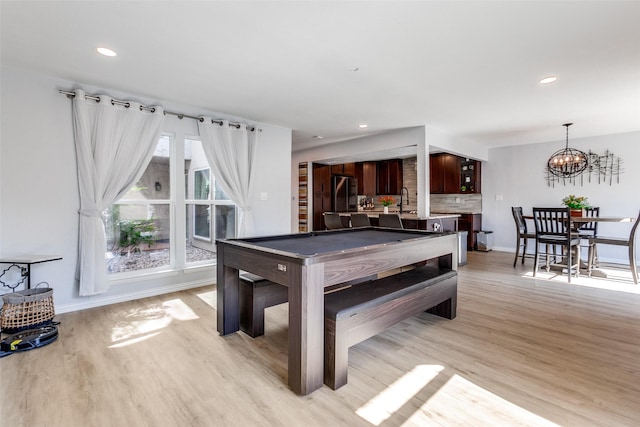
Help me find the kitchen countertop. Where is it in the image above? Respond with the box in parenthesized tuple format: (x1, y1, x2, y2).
(431, 211, 482, 215)
(338, 211, 460, 220)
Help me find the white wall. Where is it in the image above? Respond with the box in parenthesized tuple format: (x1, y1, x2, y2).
(483, 131, 640, 264)
(426, 126, 489, 161)
(0, 65, 292, 313)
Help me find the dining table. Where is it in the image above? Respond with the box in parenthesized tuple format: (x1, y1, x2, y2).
(524, 213, 636, 277)
(523, 214, 635, 228)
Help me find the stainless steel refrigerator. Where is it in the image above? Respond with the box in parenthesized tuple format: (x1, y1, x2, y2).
(332, 175, 358, 212)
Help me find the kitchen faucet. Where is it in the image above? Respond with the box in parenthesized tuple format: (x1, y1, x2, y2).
(398, 187, 410, 214)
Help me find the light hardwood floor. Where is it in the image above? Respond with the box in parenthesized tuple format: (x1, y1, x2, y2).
(2, 251, 639, 427)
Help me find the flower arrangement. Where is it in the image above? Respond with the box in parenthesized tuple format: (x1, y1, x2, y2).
(378, 196, 396, 207)
(562, 195, 590, 210)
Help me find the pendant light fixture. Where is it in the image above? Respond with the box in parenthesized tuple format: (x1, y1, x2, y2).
(547, 123, 588, 178)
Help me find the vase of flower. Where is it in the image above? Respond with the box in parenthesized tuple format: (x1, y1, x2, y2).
(562, 195, 589, 217)
(378, 196, 395, 214)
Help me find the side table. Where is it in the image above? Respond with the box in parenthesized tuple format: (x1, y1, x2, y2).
(0, 255, 62, 291)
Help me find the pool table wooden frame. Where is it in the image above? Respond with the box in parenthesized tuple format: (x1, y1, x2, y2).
(216, 227, 458, 395)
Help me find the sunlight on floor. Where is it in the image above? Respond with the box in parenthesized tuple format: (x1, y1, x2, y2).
(409, 374, 559, 426)
(110, 298, 199, 346)
(197, 290, 216, 308)
(356, 365, 443, 425)
(357, 365, 558, 426)
(522, 264, 640, 294)
(163, 298, 200, 321)
(109, 331, 162, 348)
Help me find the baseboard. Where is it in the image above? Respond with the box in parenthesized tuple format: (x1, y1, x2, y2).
(54, 277, 214, 314)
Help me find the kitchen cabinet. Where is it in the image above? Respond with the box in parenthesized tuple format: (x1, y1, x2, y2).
(430, 153, 459, 194)
(376, 159, 403, 195)
(355, 161, 376, 195)
(460, 158, 481, 193)
(331, 163, 355, 177)
(430, 154, 481, 194)
(457, 213, 482, 250)
(312, 164, 332, 230)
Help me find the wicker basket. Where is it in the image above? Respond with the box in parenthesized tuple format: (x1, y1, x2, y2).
(0, 284, 55, 333)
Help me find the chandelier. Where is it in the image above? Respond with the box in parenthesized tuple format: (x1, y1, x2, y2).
(547, 123, 588, 178)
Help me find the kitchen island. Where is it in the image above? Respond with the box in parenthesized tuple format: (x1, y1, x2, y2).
(338, 212, 460, 231)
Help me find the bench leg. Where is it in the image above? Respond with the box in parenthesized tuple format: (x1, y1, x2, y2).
(239, 281, 289, 338)
(425, 296, 456, 320)
(239, 284, 267, 338)
(324, 320, 349, 390)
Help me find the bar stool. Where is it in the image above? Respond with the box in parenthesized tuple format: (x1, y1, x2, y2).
(323, 212, 344, 230)
(350, 213, 370, 227)
(378, 214, 403, 229)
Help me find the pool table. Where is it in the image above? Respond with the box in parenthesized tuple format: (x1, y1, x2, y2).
(216, 227, 458, 395)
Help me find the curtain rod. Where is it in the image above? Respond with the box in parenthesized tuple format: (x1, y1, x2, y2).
(58, 89, 257, 131)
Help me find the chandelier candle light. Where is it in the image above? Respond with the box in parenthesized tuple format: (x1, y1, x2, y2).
(547, 123, 589, 178)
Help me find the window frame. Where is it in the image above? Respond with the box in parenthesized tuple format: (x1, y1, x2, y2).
(106, 133, 176, 279)
(105, 133, 239, 280)
(192, 167, 212, 242)
(184, 138, 238, 256)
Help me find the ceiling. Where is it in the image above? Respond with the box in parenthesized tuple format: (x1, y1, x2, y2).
(2, 1, 639, 155)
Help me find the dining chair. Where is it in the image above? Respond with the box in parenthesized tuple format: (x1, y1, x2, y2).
(532, 207, 581, 283)
(350, 213, 371, 228)
(378, 214, 404, 229)
(589, 209, 639, 284)
(323, 212, 344, 230)
(511, 207, 536, 267)
(578, 207, 599, 265)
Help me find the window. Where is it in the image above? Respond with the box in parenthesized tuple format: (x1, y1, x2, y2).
(185, 138, 236, 264)
(103, 134, 235, 276)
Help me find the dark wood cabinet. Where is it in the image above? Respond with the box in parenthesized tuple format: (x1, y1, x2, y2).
(430, 155, 443, 193)
(430, 154, 459, 194)
(355, 162, 376, 195)
(459, 158, 481, 193)
(312, 164, 332, 230)
(430, 154, 481, 194)
(331, 163, 355, 177)
(458, 213, 482, 250)
(376, 159, 403, 195)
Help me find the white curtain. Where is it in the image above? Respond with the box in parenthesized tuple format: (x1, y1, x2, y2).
(72, 89, 165, 296)
(197, 119, 258, 237)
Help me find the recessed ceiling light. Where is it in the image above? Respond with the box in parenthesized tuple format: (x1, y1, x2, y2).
(539, 76, 558, 84)
(358, 124, 368, 129)
(97, 47, 117, 57)
(313, 135, 324, 139)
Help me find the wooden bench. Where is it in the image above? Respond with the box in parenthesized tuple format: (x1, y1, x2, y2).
(323, 264, 457, 390)
(239, 273, 378, 338)
(239, 272, 288, 338)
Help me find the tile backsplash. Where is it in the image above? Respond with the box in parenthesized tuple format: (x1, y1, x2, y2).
(430, 194, 482, 213)
(407, 156, 482, 213)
